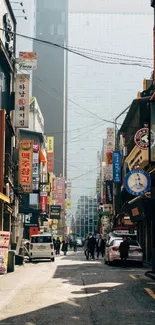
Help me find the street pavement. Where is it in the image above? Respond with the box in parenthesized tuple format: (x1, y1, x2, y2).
(0, 250, 155, 325)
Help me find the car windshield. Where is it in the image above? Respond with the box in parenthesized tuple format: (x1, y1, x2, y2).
(31, 236, 52, 243)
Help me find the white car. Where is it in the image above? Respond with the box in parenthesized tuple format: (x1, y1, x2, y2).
(104, 238, 143, 266)
(29, 233, 55, 262)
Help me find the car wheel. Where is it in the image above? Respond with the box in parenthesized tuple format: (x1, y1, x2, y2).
(51, 257, 55, 262)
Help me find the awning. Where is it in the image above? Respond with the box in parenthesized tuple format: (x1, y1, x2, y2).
(0, 192, 10, 204)
(39, 150, 47, 164)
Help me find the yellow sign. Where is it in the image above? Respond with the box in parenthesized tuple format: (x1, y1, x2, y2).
(47, 137, 54, 153)
(18, 140, 33, 193)
(52, 225, 57, 230)
(125, 145, 148, 170)
(53, 219, 58, 224)
(65, 199, 71, 209)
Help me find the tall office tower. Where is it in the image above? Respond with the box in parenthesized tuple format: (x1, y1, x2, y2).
(33, 1, 68, 177)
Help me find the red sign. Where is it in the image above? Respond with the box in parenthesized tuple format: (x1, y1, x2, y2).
(29, 227, 39, 239)
(47, 152, 54, 172)
(40, 192, 48, 213)
(53, 177, 65, 209)
(33, 142, 40, 152)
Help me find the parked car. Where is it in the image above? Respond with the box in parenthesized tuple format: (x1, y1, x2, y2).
(29, 233, 55, 262)
(104, 238, 143, 266)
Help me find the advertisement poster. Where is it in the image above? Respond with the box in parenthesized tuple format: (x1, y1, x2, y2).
(113, 151, 121, 183)
(40, 192, 48, 213)
(18, 140, 33, 193)
(15, 74, 30, 128)
(19, 52, 37, 70)
(0, 231, 10, 275)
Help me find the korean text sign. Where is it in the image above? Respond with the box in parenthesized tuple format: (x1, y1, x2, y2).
(18, 140, 33, 193)
(112, 151, 121, 183)
(15, 74, 30, 128)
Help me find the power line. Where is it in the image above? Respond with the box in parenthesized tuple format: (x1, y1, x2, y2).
(0, 27, 152, 68)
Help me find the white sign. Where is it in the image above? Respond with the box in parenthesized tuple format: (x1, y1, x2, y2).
(33, 152, 39, 175)
(19, 52, 37, 70)
(105, 165, 113, 180)
(15, 74, 30, 128)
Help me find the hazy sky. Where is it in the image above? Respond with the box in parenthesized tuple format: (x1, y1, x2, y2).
(67, 6, 153, 218)
(69, 0, 152, 14)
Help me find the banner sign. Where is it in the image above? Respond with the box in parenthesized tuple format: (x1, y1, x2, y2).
(19, 52, 37, 70)
(113, 151, 121, 183)
(0, 231, 10, 274)
(15, 74, 30, 128)
(50, 205, 61, 219)
(18, 140, 33, 193)
(40, 192, 48, 213)
(53, 177, 65, 209)
(47, 137, 54, 173)
(105, 181, 113, 204)
(124, 169, 151, 196)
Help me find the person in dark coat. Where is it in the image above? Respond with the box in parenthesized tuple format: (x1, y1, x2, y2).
(119, 237, 130, 267)
(62, 238, 68, 256)
(89, 233, 96, 260)
(55, 237, 61, 255)
(96, 235, 105, 259)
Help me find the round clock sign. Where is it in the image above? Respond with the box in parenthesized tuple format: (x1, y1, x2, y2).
(134, 128, 149, 150)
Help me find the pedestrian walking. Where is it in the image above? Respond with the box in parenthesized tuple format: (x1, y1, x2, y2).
(96, 235, 105, 259)
(73, 239, 77, 252)
(89, 233, 96, 260)
(55, 237, 61, 256)
(119, 236, 130, 267)
(62, 237, 68, 256)
(84, 235, 90, 260)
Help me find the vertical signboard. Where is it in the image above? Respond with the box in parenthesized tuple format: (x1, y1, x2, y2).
(53, 177, 65, 209)
(40, 192, 48, 213)
(65, 180, 71, 209)
(47, 137, 54, 173)
(0, 231, 10, 274)
(18, 140, 33, 193)
(15, 74, 30, 128)
(112, 151, 121, 183)
(105, 181, 113, 204)
(32, 142, 39, 191)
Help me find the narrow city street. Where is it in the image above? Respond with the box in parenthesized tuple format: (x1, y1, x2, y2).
(0, 251, 155, 325)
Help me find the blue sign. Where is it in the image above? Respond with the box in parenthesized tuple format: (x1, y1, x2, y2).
(112, 151, 121, 183)
(124, 169, 151, 196)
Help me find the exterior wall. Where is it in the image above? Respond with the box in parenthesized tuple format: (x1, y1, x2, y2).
(15, 0, 36, 96)
(33, 0, 68, 177)
(29, 97, 44, 134)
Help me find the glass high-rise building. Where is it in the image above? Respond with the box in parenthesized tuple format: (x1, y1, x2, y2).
(33, 1, 68, 177)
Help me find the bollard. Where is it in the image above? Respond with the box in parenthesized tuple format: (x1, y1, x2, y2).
(7, 250, 15, 273)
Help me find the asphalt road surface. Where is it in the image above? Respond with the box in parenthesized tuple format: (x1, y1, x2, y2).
(0, 251, 155, 325)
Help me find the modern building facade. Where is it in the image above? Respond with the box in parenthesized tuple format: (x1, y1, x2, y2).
(33, 0, 68, 177)
(75, 196, 97, 237)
